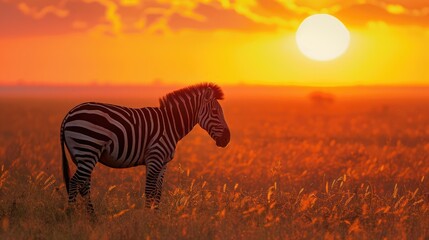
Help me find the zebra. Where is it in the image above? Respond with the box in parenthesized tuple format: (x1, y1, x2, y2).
(60, 83, 230, 215)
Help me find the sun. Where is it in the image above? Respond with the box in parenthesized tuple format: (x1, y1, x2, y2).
(296, 14, 350, 61)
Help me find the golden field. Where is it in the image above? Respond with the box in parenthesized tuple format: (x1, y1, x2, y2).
(0, 91, 428, 239)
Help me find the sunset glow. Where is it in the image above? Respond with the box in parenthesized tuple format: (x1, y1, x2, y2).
(296, 14, 350, 61)
(2, 1, 429, 238)
(0, 0, 428, 86)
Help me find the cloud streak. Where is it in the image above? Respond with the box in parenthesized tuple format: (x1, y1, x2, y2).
(0, 0, 428, 36)
(17, 3, 68, 19)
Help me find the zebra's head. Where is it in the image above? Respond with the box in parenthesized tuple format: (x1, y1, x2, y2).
(198, 87, 230, 148)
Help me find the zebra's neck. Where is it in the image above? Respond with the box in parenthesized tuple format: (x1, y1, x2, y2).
(161, 94, 201, 142)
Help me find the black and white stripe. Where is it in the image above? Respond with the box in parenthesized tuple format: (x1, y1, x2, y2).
(61, 83, 230, 214)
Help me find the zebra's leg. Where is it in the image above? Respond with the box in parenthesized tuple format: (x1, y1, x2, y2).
(68, 157, 97, 210)
(66, 172, 80, 216)
(154, 165, 167, 206)
(79, 177, 95, 216)
(145, 161, 164, 209)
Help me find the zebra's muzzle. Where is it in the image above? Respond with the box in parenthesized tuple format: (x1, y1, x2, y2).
(216, 128, 230, 147)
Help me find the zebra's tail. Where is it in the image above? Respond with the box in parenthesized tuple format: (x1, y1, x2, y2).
(61, 118, 70, 195)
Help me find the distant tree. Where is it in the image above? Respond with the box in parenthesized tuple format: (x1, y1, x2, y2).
(308, 91, 335, 105)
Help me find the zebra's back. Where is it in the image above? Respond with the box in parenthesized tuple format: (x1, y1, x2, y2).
(62, 102, 164, 168)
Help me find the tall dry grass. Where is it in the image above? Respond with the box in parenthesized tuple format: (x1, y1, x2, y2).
(0, 96, 428, 239)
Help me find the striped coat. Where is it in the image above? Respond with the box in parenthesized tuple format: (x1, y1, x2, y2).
(61, 83, 230, 214)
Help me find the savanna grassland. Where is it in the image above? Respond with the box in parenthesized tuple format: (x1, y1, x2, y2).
(0, 92, 428, 239)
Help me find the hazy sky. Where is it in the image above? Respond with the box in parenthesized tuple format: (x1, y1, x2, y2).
(0, 0, 428, 86)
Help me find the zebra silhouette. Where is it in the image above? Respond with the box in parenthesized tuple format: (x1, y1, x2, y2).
(61, 83, 230, 214)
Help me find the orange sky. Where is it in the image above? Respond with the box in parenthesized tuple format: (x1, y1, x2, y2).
(0, 0, 428, 87)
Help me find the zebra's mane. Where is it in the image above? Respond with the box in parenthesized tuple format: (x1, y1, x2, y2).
(159, 83, 224, 108)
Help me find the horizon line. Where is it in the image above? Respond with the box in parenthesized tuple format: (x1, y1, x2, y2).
(2, 82, 429, 89)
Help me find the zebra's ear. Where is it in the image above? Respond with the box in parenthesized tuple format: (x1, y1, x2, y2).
(204, 87, 214, 101)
